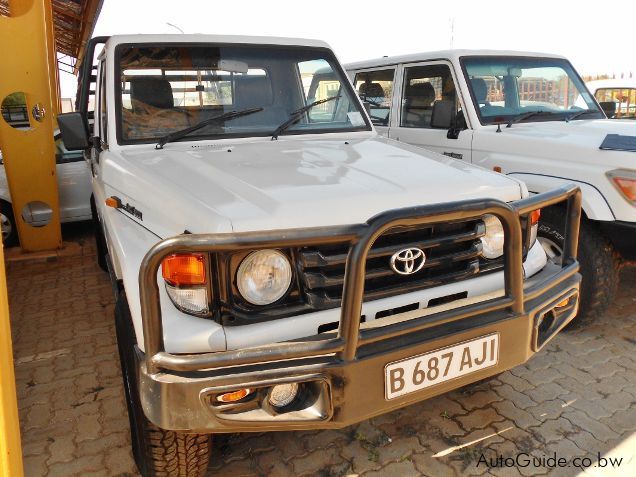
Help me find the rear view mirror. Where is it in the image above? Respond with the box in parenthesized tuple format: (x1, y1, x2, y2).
(57, 112, 89, 150)
(431, 100, 455, 129)
(599, 101, 617, 119)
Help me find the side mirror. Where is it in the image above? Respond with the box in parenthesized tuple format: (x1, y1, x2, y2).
(362, 101, 371, 116)
(57, 112, 89, 150)
(431, 100, 455, 129)
(599, 101, 617, 119)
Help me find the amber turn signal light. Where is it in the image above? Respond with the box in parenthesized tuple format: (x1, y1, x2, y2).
(216, 388, 253, 403)
(161, 253, 206, 286)
(530, 209, 541, 225)
(105, 196, 121, 208)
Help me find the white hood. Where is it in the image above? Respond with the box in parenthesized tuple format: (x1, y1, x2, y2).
(102, 135, 523, 237)
(475, 119, 636, 169)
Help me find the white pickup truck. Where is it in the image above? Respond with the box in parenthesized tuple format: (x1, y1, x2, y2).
(346, 50, 636, 325)
(58, 36, 581, 477)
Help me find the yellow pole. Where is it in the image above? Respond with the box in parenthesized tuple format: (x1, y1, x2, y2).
(0, 0, 62, 252)
(0, 240, 23, 477)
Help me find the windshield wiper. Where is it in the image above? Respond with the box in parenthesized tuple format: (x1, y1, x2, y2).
(565, 109, 598, 122)
(271, 96, 341, 140)
(155, 107, 263, 149)
(506, 110, 556, 128)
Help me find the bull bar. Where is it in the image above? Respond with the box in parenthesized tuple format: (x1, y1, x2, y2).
(136, 184, 582, 431)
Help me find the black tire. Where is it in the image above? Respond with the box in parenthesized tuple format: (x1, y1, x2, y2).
(537, 207, 621, 329)
(90, 196, 108, 272)
(1, 200, 18, 247)
(115, 291, 213, 477)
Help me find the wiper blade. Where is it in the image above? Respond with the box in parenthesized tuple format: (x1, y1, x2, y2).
(271, 95, 340, 140)
(506, 110, 555, 128)
(565, 109, 598, 122)
(155, 107, 263, 149)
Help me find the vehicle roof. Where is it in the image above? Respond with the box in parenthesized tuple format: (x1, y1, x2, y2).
(586, 78, 636, 91)
(344, 49, 567, 70)
(104, 34, 331, 50)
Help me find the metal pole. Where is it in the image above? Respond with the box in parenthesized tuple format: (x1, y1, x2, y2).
(0, 240, 24, 477)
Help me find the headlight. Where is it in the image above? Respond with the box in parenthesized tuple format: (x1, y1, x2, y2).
(237, 249, 292, 305)
(480, 214, 505, 259)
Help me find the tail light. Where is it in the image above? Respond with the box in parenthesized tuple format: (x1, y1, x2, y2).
(162, 253, 209, 315)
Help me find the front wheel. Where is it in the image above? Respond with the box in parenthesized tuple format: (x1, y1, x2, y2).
(90, 196, 108, 272)
(537, 208, 621, 329)
(115, 291, 213, 477)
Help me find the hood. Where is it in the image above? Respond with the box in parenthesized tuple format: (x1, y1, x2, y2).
(474, 119, 636, 169)
(102, 135, 522, 236)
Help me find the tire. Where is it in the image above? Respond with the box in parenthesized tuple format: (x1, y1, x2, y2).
(90, 195, 108, 272)
(1, 200, 18, 247)
(115, 291, 213, 477)
(537, 207, 621, 329)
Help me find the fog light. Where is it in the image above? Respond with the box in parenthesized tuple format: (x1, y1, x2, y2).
(268, 383, 299, 408)
(217, 388, 253, 403)
(555, 297, 570, 308)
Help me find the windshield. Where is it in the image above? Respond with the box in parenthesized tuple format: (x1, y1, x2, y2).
(462, 56, 602, 124)
(116, 44, 370, 144)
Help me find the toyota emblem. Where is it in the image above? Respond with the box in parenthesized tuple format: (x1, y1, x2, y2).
(390, 247, 426, 275)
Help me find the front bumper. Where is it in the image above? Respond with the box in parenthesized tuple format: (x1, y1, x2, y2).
(136, 185, 582, 433)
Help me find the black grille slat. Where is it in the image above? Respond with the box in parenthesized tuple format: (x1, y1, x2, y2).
(298, 219, 493, 305)
(305, 260, 481, 306)
(302, 242, 483, 290)
(299, 222, 486, 268)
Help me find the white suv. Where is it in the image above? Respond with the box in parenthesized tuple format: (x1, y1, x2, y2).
(58, 36, 581, 477)
(346, 50, 636, 325)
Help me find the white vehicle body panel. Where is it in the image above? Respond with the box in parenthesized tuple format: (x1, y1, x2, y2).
(0, 136, 92, 224)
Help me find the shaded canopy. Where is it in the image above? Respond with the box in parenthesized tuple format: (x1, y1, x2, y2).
(0, 0, 103, 70)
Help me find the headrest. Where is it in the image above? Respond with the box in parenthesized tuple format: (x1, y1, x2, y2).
(471, 78, 488, 103)
(129, 77, 174, 111)
(359, 82, 385, 98)
(234, 76, 273, 109)
(405, 82, 436, 107)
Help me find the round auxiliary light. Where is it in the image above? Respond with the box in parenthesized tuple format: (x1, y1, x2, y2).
(268, 383, 299, 408)
(236, 249, 292, 305)
(480, 214, 505, 259)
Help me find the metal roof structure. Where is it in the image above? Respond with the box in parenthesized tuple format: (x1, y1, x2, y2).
(0, 0, 103, 72)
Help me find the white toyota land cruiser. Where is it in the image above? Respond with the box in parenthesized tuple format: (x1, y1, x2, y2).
(346, 51, 636, 326)
(58, 36, 581, 477)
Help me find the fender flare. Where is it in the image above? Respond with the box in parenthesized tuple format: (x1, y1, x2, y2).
(507, 172, 615, 221)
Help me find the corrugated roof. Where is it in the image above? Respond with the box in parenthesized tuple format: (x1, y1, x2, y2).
(0, 0, 103, 68)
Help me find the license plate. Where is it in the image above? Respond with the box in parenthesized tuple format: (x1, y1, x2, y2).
(385, 333, 499, 400)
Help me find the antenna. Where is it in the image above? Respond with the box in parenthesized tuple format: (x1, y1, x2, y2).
(449, 17, 455, 49)
(166, 22, 185, 34)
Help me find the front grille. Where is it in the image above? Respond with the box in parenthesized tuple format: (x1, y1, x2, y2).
(298, 219, 499, 308)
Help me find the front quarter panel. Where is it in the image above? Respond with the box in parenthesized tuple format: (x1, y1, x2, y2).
(94, 174, 227, 354)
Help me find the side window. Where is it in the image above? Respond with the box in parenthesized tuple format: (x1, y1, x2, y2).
(354, 69, 394, 126)
(400, 64, 458, 129)
(594, 88, 636, 118)
(98, 61, 107, 145)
